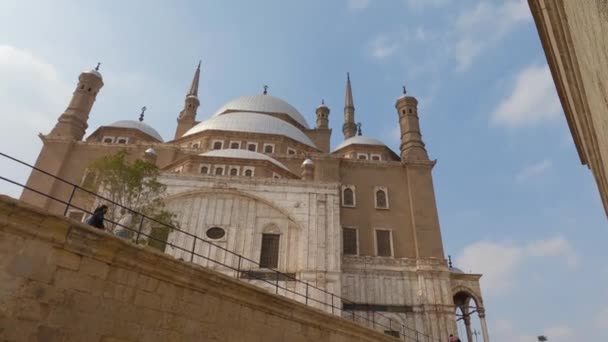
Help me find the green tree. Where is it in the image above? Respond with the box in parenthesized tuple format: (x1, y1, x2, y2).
(84, 150, 176, 251)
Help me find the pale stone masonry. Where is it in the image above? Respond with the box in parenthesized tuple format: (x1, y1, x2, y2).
(0, 195, 400, 342)
(529, 0, 608, 218)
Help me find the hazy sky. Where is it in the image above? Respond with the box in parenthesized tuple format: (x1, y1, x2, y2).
(1, 1, 606, 340)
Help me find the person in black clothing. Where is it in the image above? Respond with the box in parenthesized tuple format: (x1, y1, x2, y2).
(86, 205, 108, 230)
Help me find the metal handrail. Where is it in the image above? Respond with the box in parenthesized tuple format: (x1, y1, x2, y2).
(0, 151, 441, 342)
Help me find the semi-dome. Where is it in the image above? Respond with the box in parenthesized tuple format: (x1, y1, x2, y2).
(200, 149, 289, 171)
(212, 94, 309, 128)
(184, 112, 316, 147)
(107, 120, 163, 142)
(333, 135, 386, 152)
(449, 266, 464, 274)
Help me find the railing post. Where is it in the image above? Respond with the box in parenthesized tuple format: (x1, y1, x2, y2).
(63, 185, 77, 216)
(305, 282, 309, 305)
(331, 294, 334, 314)
(275, 272, 279, 294)
(135, 215, 145, 243)
(237, 255, 242, 278)
(372, 311, 375, 329)
(190, 237, 197, 262)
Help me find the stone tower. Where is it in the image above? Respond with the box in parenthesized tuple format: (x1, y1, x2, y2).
(342, 73, 356, 139)
(315, 100, 329, 129)
(48, 65, 104, 140)
(395, 87, 428, 161)
(174, 61, 201, 139)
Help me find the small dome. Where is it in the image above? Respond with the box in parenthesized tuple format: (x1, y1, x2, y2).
(333, 135, 386, 152)
(200, 149, 289, 171)
(83, 69, 103, 80)
(212, 94, 309, 128)
(302, 158, 314, 166)
(184, 112, 316, 147)
(107, 120, 163, 142)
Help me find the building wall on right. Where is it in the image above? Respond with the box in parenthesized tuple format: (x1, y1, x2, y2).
(529, 0, 608, 217)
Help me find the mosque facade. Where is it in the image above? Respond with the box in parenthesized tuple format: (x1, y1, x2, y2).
(21, 64, 489, 341)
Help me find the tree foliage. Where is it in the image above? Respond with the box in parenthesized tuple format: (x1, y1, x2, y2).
(84, 150, 176, 251)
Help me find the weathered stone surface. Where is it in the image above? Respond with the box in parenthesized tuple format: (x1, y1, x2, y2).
(0, 196, 398, 342)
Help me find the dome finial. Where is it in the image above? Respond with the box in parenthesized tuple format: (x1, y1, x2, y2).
(139, 106, 147, 122)
(95, 62, 101, 71)
(357, 122, 362, 136)
(402, 85, 407, 95)
(263, 85, 268, 95)
(321, 99, 325, 105)
(448, 255, 453, 268)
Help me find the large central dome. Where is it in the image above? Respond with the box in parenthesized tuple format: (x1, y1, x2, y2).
(212, 94, 309, 128)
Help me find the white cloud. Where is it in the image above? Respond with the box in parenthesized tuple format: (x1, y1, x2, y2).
(492, 64, 561, 127)
(515, 158, 552, 183)
(369, 35, 399, 60)
(348, 0, 370, 10)
(456, 235, 578, 296)
(0, 45, 71, 198)
(453, 0, 531, 71)
(526, 235, 578, 268)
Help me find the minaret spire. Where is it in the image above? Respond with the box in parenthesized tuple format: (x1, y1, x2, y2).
(188, 60, 201, 97)
(342, 72, 357, 139)
(175, 61, 202, 139)
(345, 72, 354, 109)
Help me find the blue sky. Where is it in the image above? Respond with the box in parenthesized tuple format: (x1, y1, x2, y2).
(0, 0, 606, 340)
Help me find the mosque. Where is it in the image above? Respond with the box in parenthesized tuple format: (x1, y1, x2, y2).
(21, 63, 490, 341)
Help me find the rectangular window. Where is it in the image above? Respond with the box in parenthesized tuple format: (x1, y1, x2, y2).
(247, 143, 258, 152)
(212, 140, 223, 150)
(260, 234, 280, 268)
(263, 143, 275, 154)
(371, 154, 381, 161)
(357, 153, 368, 160)
(102, 136, 114, 144)
(342, 228, 358, 255)
(229, 141, 241, 149)
(376, 230, 392, 257)
(116, 137, 128, 144)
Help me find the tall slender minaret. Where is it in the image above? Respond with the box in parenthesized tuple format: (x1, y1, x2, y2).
(174, 61, 201, 139)
(342, 72, 357, 139)
(48, 65, 104, 140)
(395, 86, 428, 161)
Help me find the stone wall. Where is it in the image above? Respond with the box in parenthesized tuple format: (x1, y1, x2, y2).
(0, 195, 397, 342)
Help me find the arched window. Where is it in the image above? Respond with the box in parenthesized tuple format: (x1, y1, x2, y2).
(342, 187, 355, 207)
(230, 168, 238, 176)
(260, 233, 280, 268)
(213, 141, 223, 150)
(230, 142, 240, 149)
(264, 144, 274, 153)
(376, 190, 387, 208)
(200, 166, 209, 174)
(215, 167, 223, 175)
(244, 169, 253, 177)
(192, 143, 199, 149)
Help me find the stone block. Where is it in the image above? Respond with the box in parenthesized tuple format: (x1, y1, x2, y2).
(6, 254, 56, 284)
(134, 289, 161, 310)
(54, 268, 103, 296)
(50, 248, 81, 271)
(64, 290, 101, 313)
(107, 267, 139, 287)
(136, 273, 159, 292)
(15, 298, 49, 321)
(80, 257, 110, 279)
(36, 325, 66, 342)
(0, 316, 37, 341)
(18, 280, 65, 305)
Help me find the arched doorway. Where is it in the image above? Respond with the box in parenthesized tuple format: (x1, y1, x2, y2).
(453, 290, 489, 342)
